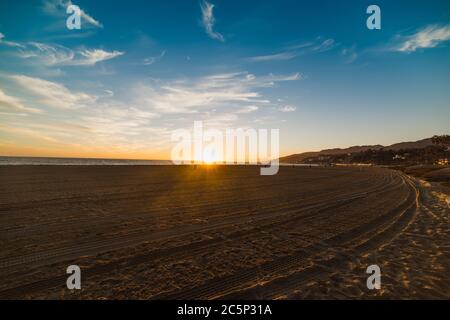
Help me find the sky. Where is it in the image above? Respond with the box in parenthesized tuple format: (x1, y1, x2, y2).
(0, 0, 449, 159)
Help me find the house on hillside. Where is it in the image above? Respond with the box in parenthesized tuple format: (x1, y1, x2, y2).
(393, 154, 406, 160)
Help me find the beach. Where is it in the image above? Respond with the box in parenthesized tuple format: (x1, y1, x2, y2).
(0, 165, 448, 299)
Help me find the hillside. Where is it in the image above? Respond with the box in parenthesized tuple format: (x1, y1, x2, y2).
(279, 138, 437, 164)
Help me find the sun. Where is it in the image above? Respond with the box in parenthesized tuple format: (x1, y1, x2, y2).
(202, 150, 218, 164)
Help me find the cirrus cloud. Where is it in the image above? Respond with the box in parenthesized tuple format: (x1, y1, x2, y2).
(0, 89, 42, 114)
(0, 32, 25, 48)
(11, 75, 97, 109)
(394, 24, 450, 52)
(200, 0, 224, 42)
(134, 72, 301, 114)
(247, 37, 336, 62)
(43, 0, 103, 28)
(4, 40, 124, 66)
(278, 105, 296, 112)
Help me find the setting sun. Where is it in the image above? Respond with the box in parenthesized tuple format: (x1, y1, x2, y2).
(202, 150, 219, 164)
(0, 0, 449, 304)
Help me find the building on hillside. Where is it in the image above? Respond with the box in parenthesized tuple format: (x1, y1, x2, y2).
(393, 154, 406, 160)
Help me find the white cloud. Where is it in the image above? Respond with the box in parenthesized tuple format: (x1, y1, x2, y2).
(11, 75, 97, 109)
(278, 105, 296, 112)
(103, 90, 114, 98)
(0, 89, 42, 114)
(1, 75, 170, 152)
(311, 38, 335, 52)
(80, 104, 161, 139)
(394, 24, 450, 52)
(134, 72, 300, 114)
(341, 46, 358, 64)
(200, 1, 224, 42)
(202, 113, 238, 128)
(143, 50, 166, 65)
(13, 42, 124, 66)
(1, 70, 300, 154)
(247, 52, 298, 62)
(18, 42, 75, 65)
(77, 49, 124, 65)
(237, 105, 259, 113)
(247, 38, 335, 62)
(270, 73, 301, 81)
(43, 0, 103, 28)
(0, 125, 61, 143)
(0, 32, 25, 48)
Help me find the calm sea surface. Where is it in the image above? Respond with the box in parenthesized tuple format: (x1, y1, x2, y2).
(0, 156, 172, 165)
(0, 157, 321, 166)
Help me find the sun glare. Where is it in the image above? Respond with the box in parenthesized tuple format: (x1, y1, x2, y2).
(202, 150, 218, 164)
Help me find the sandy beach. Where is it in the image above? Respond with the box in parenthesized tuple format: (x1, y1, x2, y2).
(0, 165, 448, 299)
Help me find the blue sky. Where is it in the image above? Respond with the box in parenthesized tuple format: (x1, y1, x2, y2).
(0, 0, 449, 159)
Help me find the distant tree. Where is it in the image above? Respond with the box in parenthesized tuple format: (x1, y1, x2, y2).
(432, 135, 450, 146)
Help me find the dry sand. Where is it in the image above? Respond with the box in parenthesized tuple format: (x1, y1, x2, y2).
(0, 165, 448, 299)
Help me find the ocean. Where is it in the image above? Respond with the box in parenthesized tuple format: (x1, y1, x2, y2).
(0, 156, 172, 166)
(0, 156, 320, 166)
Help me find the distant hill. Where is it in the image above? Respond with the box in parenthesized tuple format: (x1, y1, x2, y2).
(320, 145, 384, 155)
(280, 138, 434, 164)
(386, 138, 433, 151)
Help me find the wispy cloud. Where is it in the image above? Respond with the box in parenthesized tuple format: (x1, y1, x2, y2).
(393, 24, 450, 52)
(247, 52, 298, 62)
(0, 32, 25, 48)
(341, 46, 358, 64)
(200, 0, 224, 42)
(0, 89, 42, 114)
(247, 37, 335, 62)
(0, 125, 61, 143)
(77, 49, 124, 66)
(1, 71, 300, 155)
(2, 75, 164, 152)
(2, 39, 124, 66)
(11, 75, 97, 109)
(143, 50, 166, 65)
(237, 105, 259, 113)
(278, 105, 296, 113)
(311, 38, 335, 53)
(134, 72, 301, 114)
(16, 42, 75, 65)
(43, 0, 103, 28)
